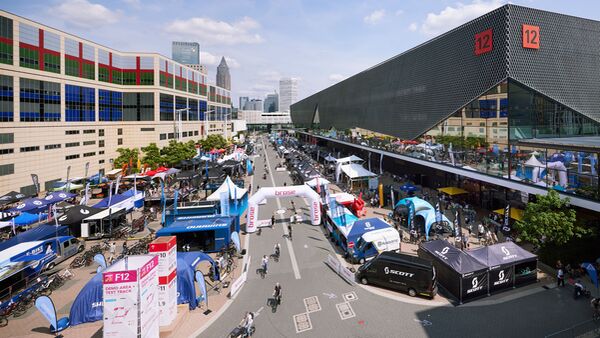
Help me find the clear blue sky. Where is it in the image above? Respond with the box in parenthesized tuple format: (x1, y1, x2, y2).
(3, 0, 600, 105)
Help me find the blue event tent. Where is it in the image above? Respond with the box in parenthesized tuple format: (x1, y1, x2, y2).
(345, 218, 393, 246)
(13, 212, 47, 226)
(69, 273, 103, 326)
(0, 224, 69, 251)
(177, 251, 216, 310)
(8, 198, 51, 213)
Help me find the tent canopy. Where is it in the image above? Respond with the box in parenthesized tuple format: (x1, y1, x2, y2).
(69, 273, 103, 326)
(467, 241, 537, 267)
(324, 155, 337, 162)
(346, 218, 392, 244)
(305, 177, 330, 187)
(13, 212, 47, 226)
(437, 187, 469, 196)
(419, 239, 487, 274)
(524, 154, 545, 167)
(206, 176, 247, 201)
(0, 191, 27, 206)
(340, 163, 377, 179)
(0, 224, 69, 252)
(336, 155, 363, 164)
(44, 191, 77, 203)
(493, 208, 524, 222)
(8, 198, 51, 213)
(58, 205, 105, 225)
(156, 216, 234, 236)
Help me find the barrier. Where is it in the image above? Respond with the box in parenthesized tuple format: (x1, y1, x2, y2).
(324, 254, 356, 285)
(246, 185, 321, 233)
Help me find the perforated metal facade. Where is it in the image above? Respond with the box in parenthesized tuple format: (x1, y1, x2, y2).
(291, 4, 600, 139)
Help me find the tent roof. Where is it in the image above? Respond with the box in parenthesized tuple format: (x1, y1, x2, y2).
(347, 218, 392, 242)
(336, 155, 363, 163)
(493, 208, 524, 222)
(305, 177, 330, 187)
(524, 154, 544, 167)
(437, 187, 469, 196)
(467, 241, 537, 267)
(156, 216, 234, 235)
(420, 240, 487, 274)
(206, 176, 247, 201)
(0, 224, 69, 252)
(69, 272, 103, 326)
(340, 163, 377, 179)
(330, 192, 356, 204)
(58, 205, 105, 225)
(0, 191, 27, 206)
(13, 212, 47, 226)
(8, 197, 51, 213)
(324, 155, 337, 162)
(106, 169, 122, 176)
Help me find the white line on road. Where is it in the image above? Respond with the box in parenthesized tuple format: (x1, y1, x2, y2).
(262, 139, 301, 280)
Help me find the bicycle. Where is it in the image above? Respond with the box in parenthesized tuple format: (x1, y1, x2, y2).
(269, 252, 280, 263)
(256, 266, 266, 279)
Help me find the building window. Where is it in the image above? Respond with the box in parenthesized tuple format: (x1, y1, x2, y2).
(194, 130, 199, 136)
(20, 146, 40, 152)
(65, 142, 80, 147)
(19, 25, 60, 73)
(83, 151, 95, 157)
(65, 85, 95, 122)
(0, 75, 13, 122)
(64, 38, 95, 80)
(0, 16, 13, 65)
(160, 133, 166, 140)
(0, 148, 14, 155)
(141, 128, 155, 132)
(99, 140, 105, 147)
(83, 129, 95, 134)
(176, 96, 188, 121)
(99, 89, 122, 121)
(99, 150, 104, 155)
(182, 131, 188, 137)
(0, 163, 14, 176)
(20, 78, 61, 122)
(160, 93, 174, 121)
(99, 159, 105, 164)
(168, 133, 174, 139)
(117, 138, 123, 145)
(99, 129, 105, 137)
(65, 130, 79, 135)
(123, 93, 154, 121)
(117, 128, 123, 135)
(44, 144, 61, 150)
(83, 140, 96, 146)
(0, 133, 14, 144)
(65, 154, 80, 160)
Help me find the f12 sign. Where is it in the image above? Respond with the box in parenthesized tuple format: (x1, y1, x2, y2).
(475, 29, 493, 55)
(522, 24, 540, 49)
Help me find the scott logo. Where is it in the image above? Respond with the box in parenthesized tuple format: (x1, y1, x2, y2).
(501, 246, 510, 256)
(441, 247, 449, 255)
(384, 267, 414, 277)
(500, 246, 517, 260)
(472, 277, 479, 288)
(498, 270, 505, 280)
(467, 276, 484, 294)
(494, 269, 510, 286)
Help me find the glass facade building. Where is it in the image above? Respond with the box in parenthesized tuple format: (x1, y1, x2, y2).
(172, 41, 200, 65)
(292, 4, 600, 210)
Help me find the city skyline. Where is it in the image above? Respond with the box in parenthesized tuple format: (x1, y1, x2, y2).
(5, 0, 600, 105)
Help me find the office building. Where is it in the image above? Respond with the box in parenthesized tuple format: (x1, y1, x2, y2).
(239, 96, 249, 110)
(172, 41, 200, 65)
(216, 57, 231, 90)
(0, 11, 236, 194)
(264, 92, 279, 113)
(279, 77, 298, 112)
(292, 4, 600, 212)
(244, 99, 263, 111)
(238, 110, 292, 131)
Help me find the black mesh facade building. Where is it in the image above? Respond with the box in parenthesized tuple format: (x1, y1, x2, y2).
(292, 4, 600, 209)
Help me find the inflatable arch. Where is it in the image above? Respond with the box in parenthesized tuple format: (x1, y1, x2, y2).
(246, 185, 321, 233)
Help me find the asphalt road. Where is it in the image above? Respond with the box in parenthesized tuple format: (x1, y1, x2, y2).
(199, 136, 596, 338)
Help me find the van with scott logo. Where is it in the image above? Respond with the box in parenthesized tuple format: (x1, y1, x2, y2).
(355, 251, 437, 298)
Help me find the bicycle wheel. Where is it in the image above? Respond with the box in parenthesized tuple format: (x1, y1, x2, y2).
(12, 305, 28, 318)
(0, 316, 7, 327)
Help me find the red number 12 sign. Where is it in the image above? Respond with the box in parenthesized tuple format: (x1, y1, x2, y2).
(475, 29, 493, 55)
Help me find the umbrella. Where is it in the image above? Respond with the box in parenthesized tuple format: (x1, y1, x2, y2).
(399, 183, 418, 193)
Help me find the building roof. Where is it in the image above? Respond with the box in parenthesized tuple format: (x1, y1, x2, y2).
(518, 137, 600, 152)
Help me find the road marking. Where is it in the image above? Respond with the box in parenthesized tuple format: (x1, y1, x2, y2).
(255, 306, 264, 317)
(303, 244, 308, 248)
(293, 313, 312, 333)
(342, 291, 358, 302)
(276, 209, 286, 214)
(322, 292, 337, 299)
(303, 296, 322, 313)
(262, 139, 301, 280)
(336, 302, 355, 320)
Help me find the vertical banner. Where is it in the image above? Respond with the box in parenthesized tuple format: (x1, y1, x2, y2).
(108, 181, 114, 207)
(390, 189, 395, 211)
(30, 174, 40, 196)
(114, 175, 122, 195)
(502, 204, 511, 234)
(161, 180, 166, 226)
(378, 183, 384, 208)
(149, 237, 177, 327)
(35, 296, 58, 332)
(368, 152, 372, 172)
(408, 200, 415, 233)
(84, 162, 90, 181)
(379, 153, 383, 175)
(81, 183, 90, 205)
(448, 143, 455, 167)
(435, 202, 443, 229)
(173, 189, 179, 215)
(454, 210, 462, 241)
(65, 166, 71, 192)
(195, 271, 208, 306)
(220, 191, 230, 216)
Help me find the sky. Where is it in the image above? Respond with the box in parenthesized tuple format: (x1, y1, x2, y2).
(3, 0, 600, 107)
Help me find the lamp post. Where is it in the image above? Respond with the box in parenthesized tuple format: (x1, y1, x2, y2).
(203, 109, 215, 139)
(175, 108, 190, 142)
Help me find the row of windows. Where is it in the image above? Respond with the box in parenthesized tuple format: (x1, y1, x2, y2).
(44, 144, 60, 150)
(20, 145, 39, 152)
(159, 130, 199, 140)
(65, 154, 79, 160)
(0, 148, 14, 155)
(65, 84, 95, 121)
(19, 78, 61, 122)
(83, 151, 95, 157)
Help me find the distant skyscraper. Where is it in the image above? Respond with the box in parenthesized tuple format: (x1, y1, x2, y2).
(245, 99, 263, 111)
(279, 77, 298, 112)
(239, 96, 249, 110)
(216, 57, 231, 90)
(264, 92, 279, 112)
(172, 41, 200, 65)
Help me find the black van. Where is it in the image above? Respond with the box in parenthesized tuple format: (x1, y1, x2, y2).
(355, 251, 437, 298)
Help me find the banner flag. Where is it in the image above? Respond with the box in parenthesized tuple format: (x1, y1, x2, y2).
(454, 210, 462, 240)
(379, 153, 384, 175)
(93, 253, 107, 269)
(35, 296, 58, 332)
(368, 152, 372, 172)
(502, 204, 511, 234)
(108, 181, 114, 207)
(84, 162, 90, 181)
(220, 191, 230, 216)
(231, 232, 241, 252)
(174, 189, 179, 215)
(65, 166, 71, 192)
(81, 183, 90, 205)
(195, 270, 208, 306)
(31, 174, 40, 195)
(408, 200, 416, 233)
(161, 180, 166, 225)
(114, 174, 122, 195)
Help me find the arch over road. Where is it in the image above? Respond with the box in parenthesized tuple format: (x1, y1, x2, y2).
(246, 185, 321, 233)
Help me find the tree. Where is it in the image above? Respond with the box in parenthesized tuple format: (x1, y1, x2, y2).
(515, 190, 586, 246)
(160, 140, 197, 166)
(198, 134, 228, 151)
(114, 148, 139, 169)
(141, 143, 163, 169)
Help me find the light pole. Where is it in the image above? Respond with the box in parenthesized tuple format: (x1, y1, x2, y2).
(203, 109, 215, 139)
(175, 108, 190, 142)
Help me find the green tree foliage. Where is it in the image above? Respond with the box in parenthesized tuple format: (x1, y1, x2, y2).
(160, 140, 197, 166)
(515, 190, 586, 246)
(198, 134, 228, 151)
(141, 143, 163, 169)
(114, 148, 139, 169)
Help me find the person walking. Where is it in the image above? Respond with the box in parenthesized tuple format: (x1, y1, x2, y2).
(122, 241, 128, 255)
(109, 242, 116, 263)
(271, 214, 276, 227)
(557, 267, 565, 287)
(287, 223, 293, 240)
(261, 255, 269, 275)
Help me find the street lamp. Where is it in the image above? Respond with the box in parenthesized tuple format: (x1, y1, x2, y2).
(204, 109, 215, 138)
(175, 108, 190, 142)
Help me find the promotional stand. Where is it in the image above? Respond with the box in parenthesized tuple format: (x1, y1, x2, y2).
(149, 236, 178, 326)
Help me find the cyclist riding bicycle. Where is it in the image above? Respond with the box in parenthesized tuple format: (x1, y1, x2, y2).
(273, 243, 281, 259)
(273, 282, 282, 305)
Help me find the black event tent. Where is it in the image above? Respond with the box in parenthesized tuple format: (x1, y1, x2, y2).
(0, 191, 27, 206)
(58, 205, 104, 226)
(466, 242, 537, 293)
(418, 240, 488, 304)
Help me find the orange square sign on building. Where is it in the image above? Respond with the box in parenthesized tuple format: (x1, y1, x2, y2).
(522, 24, 540, 49)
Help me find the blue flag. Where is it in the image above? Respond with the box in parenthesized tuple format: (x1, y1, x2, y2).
(231, 231, 241, 252)
(35, 296, 58, 331)
(195, 270, 208, 306)
(407, 200, 415, 232)
(93, 253, 106, 269)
